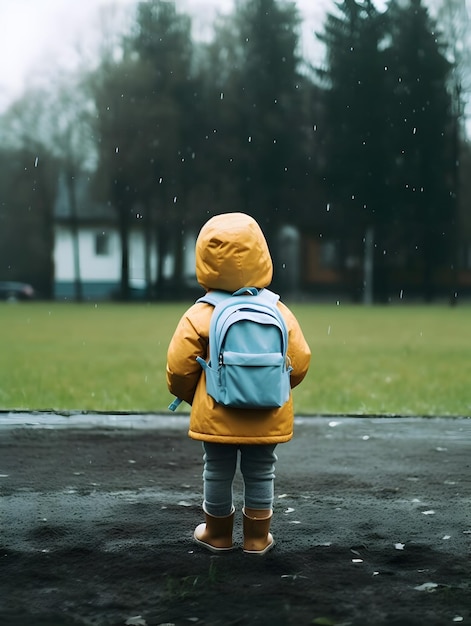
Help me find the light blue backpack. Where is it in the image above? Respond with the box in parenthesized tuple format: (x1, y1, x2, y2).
(168, 287, 292, 411)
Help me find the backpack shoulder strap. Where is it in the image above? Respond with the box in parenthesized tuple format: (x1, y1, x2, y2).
(257, 288, 280, 305)
(197, 287, 280, 307)
(196, 290, 231, 307)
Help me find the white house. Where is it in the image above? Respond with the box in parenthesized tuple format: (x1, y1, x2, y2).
(53, 172, 196, 300)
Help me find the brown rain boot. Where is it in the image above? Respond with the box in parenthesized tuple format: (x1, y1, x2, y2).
(242, 507, 275, 555)
(193, 506, 235, 553)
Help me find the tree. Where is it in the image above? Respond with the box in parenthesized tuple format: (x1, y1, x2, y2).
(128, 0, 199, 296)
(199, 0, 306, 289)
(435, 0, 471, 302)
(89, 0, 199, 299)
(44, 74, 97, 302)
(0, 89, 63, 298)
(317, 0, 389, 302)
(384, 0, 453, 300)
(88, 56, 141, 300)
(0, 145, 58, 297)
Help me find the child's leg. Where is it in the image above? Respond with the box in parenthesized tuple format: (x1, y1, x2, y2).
(240, 444, 278, 554)
(194, 442, 237, 552)
(240, 444, 278, 510)
(202, 442, 238, 516)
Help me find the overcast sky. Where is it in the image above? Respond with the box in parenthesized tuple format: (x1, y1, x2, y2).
(0, 0, 392, 113)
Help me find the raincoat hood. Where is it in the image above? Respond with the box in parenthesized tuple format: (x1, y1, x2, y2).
(195, 212, 273, 292)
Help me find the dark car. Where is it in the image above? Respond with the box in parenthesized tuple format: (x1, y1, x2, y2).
(0, 281, 35, 301)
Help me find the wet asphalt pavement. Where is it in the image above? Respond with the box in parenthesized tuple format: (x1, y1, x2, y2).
(0, 413, 470, 626)
(1, 413, 470, 557)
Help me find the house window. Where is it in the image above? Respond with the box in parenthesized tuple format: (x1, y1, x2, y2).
(95, 232, 110, 256)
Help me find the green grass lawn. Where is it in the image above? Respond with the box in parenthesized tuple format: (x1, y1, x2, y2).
(0, 301, 469, 416)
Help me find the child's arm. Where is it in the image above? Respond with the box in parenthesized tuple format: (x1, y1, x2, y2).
(278, 302, 311, 389)
(166, 308, 208, 406)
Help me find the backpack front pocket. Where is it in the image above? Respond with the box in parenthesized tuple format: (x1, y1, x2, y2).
(220, 352, 288, 408)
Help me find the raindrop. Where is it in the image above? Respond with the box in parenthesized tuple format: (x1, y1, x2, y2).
(421, 510, 435, 515)
(34, 156, 39, 167)
(173, 196, 177, 203)
(248, 136, 252, 142)
(220, 92, 224, 100)
(326, 203, 330, 212)
(394, 543, 405, 550)
(327, 325, 331, 335)
(159, 177, 163, 184)
(414, 582, 438, 592)
(399, 289, 404, 299)
(125, 617, 146, 626)
(352, 559, 363, 564)
(413, 127, 417, 134)
(115, 147, 119, 153)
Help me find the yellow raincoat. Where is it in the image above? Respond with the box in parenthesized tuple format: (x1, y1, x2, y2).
(166, 212, 311, 444)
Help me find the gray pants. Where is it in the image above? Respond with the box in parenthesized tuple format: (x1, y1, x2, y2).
(202, 442, 278, 517)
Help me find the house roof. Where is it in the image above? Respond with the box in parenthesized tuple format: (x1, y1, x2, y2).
(53, 171, 116, 222)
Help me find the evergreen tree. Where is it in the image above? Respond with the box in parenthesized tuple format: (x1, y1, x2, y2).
(384, 0, 453, 300)
(317, 0, 389, 301)
(203, 0, 305, 263)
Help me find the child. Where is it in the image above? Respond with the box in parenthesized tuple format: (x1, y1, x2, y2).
(166, 212, 311, 554)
